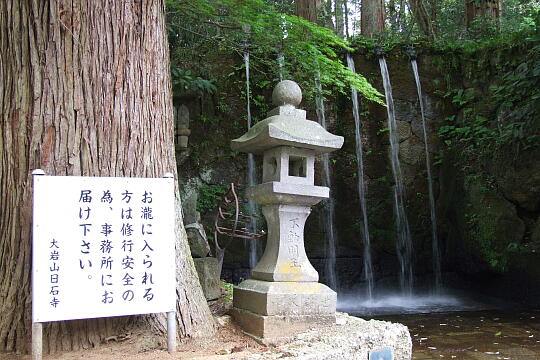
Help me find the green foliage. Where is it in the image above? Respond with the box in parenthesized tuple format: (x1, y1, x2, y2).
(171, 68, 217, 95)
(166, 0, 383, 105)
(491, 47, 540, 150)
(437, 41, 540, 178)
(463, 192, 539, 273)
(464, 208, 508, 273)
(379, 0, 540, 43)
(220, 280, 234, 303)
(196, 183, 230, 214)
(376, 127, 389, 135)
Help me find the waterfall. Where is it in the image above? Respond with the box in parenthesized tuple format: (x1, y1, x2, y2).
(243, 48, 259, 269)
(346, 53, 374, 300)
(314, 76, 338, 291)
(278, 15, 287, 82)
(277, 54, 285, 81)
(378, 55, 414, 296)
(411, 58, 441, 292)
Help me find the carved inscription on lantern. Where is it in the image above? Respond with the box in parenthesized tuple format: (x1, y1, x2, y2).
(291, 295, 301, 314)
(286, 218, 302, 268)
(284, 293, 333, 315)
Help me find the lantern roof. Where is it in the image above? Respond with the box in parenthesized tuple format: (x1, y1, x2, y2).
(231, 80, 344, 154)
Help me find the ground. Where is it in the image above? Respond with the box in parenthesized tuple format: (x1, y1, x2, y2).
(0, 312, 412, 360)
(0, 318, 273, 360)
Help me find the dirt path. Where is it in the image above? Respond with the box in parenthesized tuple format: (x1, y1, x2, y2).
(0, 317, 276, 360)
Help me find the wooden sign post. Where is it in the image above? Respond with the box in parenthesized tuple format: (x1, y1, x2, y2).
(32, 170, 177, 359)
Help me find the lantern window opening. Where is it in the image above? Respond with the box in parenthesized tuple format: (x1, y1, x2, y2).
(288, 155, 307, 178)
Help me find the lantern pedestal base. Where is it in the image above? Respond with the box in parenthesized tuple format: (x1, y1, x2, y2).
(232, 279, 336, 341)
(231, 307, 335, 343)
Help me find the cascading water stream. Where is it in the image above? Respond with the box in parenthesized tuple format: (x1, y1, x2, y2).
(277, 54, 285, 81)
(243, 33, 259, 269)
(346, 53, 374, 300)
(314, 76, 338, 291)
(410, 55, 441, 293)
(277, 15, 287, 82)
(377, 50, 414, 296)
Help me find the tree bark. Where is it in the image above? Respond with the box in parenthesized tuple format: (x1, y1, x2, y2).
(0, 0, 214, 354)
(409, 0, 437, 39)
(361, 0, 385, 38)
(335, 0, 345, 38)
(465, 0, 502, 29)
(295, 0, 320, 24)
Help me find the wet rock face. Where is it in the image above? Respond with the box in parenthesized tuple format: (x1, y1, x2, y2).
(186, 226, 210, 258)
(193, 257, 221, 300)
(324, 51, 448, 281)
(532, 218, 540, 244)
(489, 150, 540, 212)
(465, 180, 526, 265)
(316, 48, 540, 299)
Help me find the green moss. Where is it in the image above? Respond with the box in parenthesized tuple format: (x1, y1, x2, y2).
(196, 183, 230, 214)
(220, 280, 234, 304)
(465, 182, 526, 273)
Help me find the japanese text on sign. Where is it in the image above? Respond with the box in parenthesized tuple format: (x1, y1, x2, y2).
(32, 176, 176, 323)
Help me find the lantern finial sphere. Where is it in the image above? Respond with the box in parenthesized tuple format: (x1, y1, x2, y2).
(272, 80, 302, 107)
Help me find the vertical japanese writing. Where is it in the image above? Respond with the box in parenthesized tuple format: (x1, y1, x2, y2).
(119, 189, 134, 302)
(79, 190, 93, 273)
(287, 218, 300, 243)
(287, 218, 302, 268)
(141, 190, 154, 302)
(49, 238, 60, 307)
(98, 192, 113, 303)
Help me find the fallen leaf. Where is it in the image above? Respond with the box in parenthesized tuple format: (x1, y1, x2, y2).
(231, 345, 245, 353)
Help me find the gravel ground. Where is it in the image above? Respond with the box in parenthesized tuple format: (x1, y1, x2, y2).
(0, 313, 411, 360)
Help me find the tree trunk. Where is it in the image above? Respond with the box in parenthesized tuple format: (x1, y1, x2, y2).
(295, 0, 319, 23)
(409, 0, 437, 39)
(335, 0, 345, 38)
(465, 0, 502, 29)
(361, 0, 385, 38)
(0, 0, 214, 354)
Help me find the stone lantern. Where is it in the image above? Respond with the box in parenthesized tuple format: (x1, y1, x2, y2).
(175, 104, 191, 150)
(230, 80, 344, 341)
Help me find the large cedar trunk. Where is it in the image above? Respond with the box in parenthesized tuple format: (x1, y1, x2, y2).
(334, 0, 345, 38)
(361, 0, 385, 38)
(295, 0, 320, 24)
(0, 0, 214, 354)
(465, 0, 502, 29)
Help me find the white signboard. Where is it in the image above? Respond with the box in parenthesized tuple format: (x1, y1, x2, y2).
(32, 175, 176, 323)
